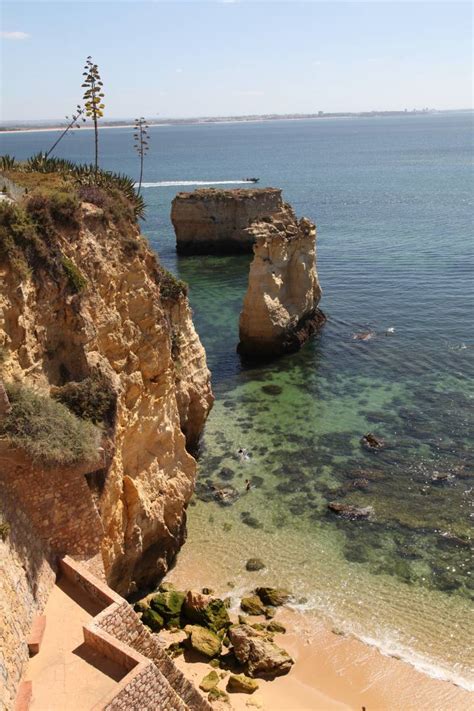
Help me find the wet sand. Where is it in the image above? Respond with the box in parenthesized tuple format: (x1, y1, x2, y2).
(164, 572, 473, 711)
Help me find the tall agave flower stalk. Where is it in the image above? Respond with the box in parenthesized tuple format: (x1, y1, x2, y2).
(81, 57, 105, 172)
(134, 117, 149, 197)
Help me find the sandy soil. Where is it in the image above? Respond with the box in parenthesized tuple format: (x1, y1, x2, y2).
(161, 598, 473, 711)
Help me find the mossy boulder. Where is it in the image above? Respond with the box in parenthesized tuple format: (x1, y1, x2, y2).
(159, 581, 177, 593)
(183, 590, 230, 632)
(227, 674, 259, 694)
(141, 608, 164, 632)
(255, 587, 291, 606)
(150, 589, 185, 627)
(199, 670, 220, 692)
(134, 598, 150, 614)
(186, 625, 222, 658)
(240, 595, 266, 616)
(267, 621, 286, 634)
(208, 688, 229, 704)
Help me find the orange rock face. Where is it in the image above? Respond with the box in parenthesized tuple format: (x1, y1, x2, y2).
(171, 187, 285, 254)
(238, 204, 325, 358)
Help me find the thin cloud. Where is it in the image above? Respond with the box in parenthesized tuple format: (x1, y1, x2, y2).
(1, 31, 30, 40)
(234, 90, 264, 97)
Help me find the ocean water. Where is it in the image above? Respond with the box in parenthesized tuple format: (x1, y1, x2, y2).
(2, 114, 473, 689)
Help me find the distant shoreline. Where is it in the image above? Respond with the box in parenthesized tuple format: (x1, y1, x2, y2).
(1, 109, 471, 135)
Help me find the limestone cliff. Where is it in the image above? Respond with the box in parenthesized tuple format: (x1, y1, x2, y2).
(171, 187, 285, 254)
(0, 172, 213, 595)
(238, 204, 325, 357)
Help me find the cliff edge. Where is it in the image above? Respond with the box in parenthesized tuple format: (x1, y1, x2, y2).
(171, 187, 285, 254)
(238, 204, 325, 358)
(0, 167, 213, 595)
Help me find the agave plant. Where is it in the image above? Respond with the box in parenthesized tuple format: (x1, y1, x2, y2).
(0, 155, 16, 171)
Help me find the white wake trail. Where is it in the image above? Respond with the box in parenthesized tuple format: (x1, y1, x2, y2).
(138, 180, 251, 188)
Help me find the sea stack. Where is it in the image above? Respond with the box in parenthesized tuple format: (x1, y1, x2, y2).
(238, 204, 325, 358)
(171, 187, 285, 254)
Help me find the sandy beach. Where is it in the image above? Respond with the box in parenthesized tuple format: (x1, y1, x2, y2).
(164, 565, 473, 711)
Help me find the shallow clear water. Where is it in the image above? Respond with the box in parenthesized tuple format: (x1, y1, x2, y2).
(2, 114, 473, 688)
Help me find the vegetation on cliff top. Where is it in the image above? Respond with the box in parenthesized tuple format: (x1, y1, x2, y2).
(0, 383, 102, 467)
(152, 263, 188, 301)
(1, 157, 188, 303)
(53, 371, 117, 425)
(1, 154, 145, 219)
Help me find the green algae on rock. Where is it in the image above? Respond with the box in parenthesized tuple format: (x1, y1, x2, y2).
(186, 625, 222, 658)
(227, 674, 259, 694)
(199, 670, 220, 692)
(255, 587, 291, 606)
(141, 607, 164, 632)
(183, 590, 231, 632)
(240, 595, 266, 616)
(150, 589, 186, 627)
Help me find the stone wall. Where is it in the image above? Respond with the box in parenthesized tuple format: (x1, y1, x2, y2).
(98, 662, 185, 711)
(171, 187, 285, 254)
(0, 444, 104, 559)
(0, 490, 56, 711)
(61, 557, 212, 711)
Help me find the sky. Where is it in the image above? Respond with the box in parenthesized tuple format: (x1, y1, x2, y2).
(1, 1, 472, 121)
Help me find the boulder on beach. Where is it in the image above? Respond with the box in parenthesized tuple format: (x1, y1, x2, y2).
(227, 673, 259, 694)
(183, 590, 230, 632)
(150, 589, 185, 627)
(208, 687, 230, 704)
(228, 624, 294, 678)
(255, 587, 291, 606)
(186, 625, 222, 658)
(240, 595, 267, 616)
(199, 670, 220, 692)
(141, 607, 164, 632)
(266, 621, 286, 634)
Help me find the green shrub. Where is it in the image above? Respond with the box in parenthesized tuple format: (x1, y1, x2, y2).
(62, 257, 87, 293)
(53, 372, 116, 425)
(26, 189, 80, 231)
(0, 202, 55, 278)
(154, 265, 188, 301)
(0, 383, 101, 467)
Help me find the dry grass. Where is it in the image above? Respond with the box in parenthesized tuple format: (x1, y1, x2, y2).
(0, 383, 102, 467)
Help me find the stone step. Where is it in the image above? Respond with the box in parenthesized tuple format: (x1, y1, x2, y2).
(27, 615, 46, 656)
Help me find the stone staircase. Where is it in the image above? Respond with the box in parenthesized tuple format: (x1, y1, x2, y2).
(60, 557, 212, 711)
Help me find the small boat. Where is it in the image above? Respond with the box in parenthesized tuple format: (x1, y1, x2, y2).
(243, 177, 259, 183)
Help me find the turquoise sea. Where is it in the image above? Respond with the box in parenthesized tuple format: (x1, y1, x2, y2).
(2, 113, 473, 689)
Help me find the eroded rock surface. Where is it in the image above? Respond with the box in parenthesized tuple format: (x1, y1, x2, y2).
(0, 188, 213, 595)
(228, 624, 294, 678)
(171, 187, 285, 254)
(238, 204, 325, 358)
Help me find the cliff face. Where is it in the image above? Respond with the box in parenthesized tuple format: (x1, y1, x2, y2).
(171, 187, 284, 254)
(0, 179, 213, 595)
(238, 204, 325, 358)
